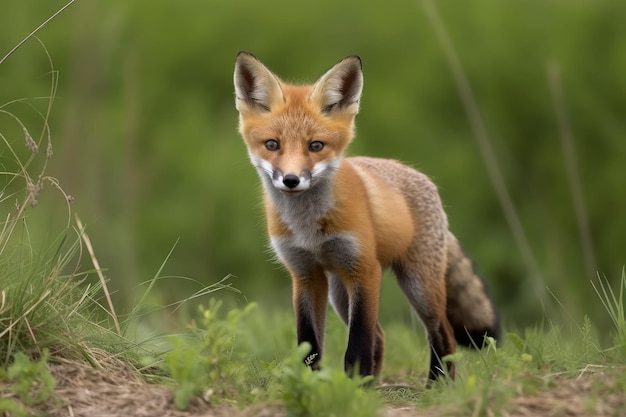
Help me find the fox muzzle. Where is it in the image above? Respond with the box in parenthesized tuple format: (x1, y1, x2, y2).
(272, 169, 312, 193)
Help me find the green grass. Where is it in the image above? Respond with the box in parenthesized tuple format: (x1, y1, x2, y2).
(0, 27, 166, 412)
(0, 57, 95, 367)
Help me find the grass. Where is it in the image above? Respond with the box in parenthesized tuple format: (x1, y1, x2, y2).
(1, 56, 90, 367)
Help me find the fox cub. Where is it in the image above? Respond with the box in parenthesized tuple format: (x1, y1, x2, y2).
(233, 51, 499, 382)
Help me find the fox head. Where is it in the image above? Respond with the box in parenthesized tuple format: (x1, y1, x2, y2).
(234, 51, 363, 195)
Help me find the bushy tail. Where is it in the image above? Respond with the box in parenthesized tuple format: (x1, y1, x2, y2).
(445, 233, 501, 348)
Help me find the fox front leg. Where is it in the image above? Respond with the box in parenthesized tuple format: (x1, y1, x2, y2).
(342, 266, 383, 378)
(291, 264, 329, 369)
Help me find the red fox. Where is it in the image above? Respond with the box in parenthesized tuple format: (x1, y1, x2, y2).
(233, 51, 500, 382)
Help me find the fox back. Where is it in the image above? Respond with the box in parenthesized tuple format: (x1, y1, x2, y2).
(233, 51, 500, 383)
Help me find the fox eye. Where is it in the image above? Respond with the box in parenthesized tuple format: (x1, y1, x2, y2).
(309, 141, 324, 152)
(265, 140, 280, 151)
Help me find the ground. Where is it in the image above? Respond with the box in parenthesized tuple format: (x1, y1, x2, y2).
(3, 359, 625, 417)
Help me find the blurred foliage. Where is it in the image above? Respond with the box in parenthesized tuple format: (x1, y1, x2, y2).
(1, 0, 625, 329)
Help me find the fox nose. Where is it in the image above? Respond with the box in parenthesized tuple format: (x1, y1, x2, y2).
(283, 174, 300, 189)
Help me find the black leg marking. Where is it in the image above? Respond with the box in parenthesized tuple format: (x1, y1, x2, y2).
(427, 321, 455, 382)
(297, 311, 323, 369)
(344, 297, 375, 377)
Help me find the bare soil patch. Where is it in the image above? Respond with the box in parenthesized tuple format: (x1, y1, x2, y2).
(506, 370, 626, 417)
(45, 357, 224, 417)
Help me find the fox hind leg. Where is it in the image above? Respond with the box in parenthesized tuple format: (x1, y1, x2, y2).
(392, 262, 456, 382)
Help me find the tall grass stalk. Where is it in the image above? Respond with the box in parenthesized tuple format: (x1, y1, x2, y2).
(420, 0, 543, 291)
(547, 63, 597, 281)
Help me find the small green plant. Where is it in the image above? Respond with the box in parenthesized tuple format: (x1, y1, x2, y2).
(273, 342, 381, 417)
(163, 335, 206, 410)
(0, 398, 29, 417)
(1, 348, 57, 407)
(164, 299, 257, 410)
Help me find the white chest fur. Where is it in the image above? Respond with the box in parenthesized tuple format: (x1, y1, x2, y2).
(265, 181, 361, 279)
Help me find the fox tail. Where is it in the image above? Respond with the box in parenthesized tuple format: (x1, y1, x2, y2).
(445, 233, 501, 347)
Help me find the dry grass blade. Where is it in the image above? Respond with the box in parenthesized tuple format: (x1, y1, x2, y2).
(0, 0, 75, 66)
(75, 215, 121, 336)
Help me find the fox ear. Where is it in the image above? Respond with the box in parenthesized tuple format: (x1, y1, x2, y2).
(234, 51, 284, 113)
(310, 56, 363, 116)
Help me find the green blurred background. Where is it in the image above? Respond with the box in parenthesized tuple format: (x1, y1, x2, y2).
(2, 0, 625, 331)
